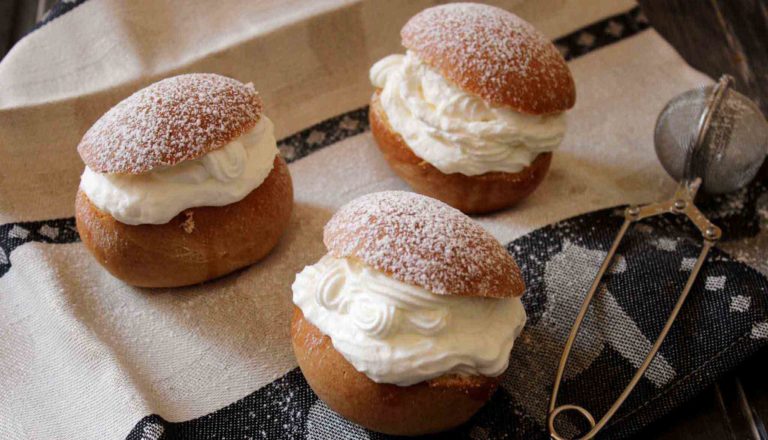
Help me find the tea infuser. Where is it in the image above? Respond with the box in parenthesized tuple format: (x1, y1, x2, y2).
(547, 75, 768, 440)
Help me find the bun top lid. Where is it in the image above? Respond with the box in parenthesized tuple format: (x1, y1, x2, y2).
(324, 191, 525, 299)
(78, 73, 263, 174)
(401, 2, 575, 115)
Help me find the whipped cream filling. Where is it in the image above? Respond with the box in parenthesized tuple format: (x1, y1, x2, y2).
(80, 117, 278, 225)
(292, 255, 526, 386)
(370, 51, 566, 175)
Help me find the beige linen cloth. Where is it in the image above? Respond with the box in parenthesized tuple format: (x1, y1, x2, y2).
(0, 0, 723, 438)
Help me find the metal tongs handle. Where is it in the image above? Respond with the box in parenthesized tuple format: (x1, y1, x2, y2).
(547, 76, 733, 440)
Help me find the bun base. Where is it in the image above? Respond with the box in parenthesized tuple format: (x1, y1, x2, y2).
(291, 307, 499, 436)
(370, 91, 551, 214)
(76, 156, 293, 288)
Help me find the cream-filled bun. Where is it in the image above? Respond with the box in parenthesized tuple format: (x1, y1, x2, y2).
(75, 73, 293, 288)
(369, 3, 575, 214)
(291, 191, 526, 435)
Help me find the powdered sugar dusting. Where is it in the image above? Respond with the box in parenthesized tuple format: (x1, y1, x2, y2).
(78, 73, 263, 174)
(324, 191, 524, 298)
(401, 3, 575, 114)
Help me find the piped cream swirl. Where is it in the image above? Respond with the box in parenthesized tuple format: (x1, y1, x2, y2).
(370, 51, 566, 175)
(292, 255, 526, 386)
(80, 117, 278, 225)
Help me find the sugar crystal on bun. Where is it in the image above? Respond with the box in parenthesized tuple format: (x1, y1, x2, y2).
(323, 191, 524, 298)
(401, 3, 575, 114)
(78, 73, 263, 174)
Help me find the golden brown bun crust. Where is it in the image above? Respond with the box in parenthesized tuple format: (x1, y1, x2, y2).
(76, 156, 292, 288)
(291, 307, 499, 436)
(78, 73, 264, 174)
(323, 189, 524, 299)
(401, 3, 575, 114)
(370, 91, 551, 214)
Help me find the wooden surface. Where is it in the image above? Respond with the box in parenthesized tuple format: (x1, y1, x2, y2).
(641, 0, 768, 115)
(0, 0, 55, 58)
(1, 1, 767, 439)
(638, 1, 767, 439)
